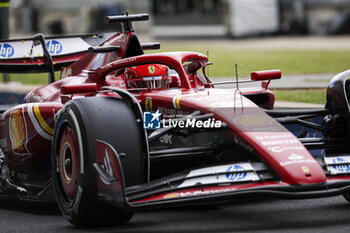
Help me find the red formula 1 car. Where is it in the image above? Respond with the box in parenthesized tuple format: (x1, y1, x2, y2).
(0, 14, 350, 227)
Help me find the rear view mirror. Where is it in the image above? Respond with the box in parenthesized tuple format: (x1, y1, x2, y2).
(251, 70, 281, 81)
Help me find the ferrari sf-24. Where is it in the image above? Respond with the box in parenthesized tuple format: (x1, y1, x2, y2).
(0, 14, 350, 226)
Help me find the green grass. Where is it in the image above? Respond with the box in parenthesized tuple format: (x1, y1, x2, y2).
(2, 72, 61, 85)
(272, 89, 326, 104)
(152, 45, 350, 78)
(4, 43, 350, 91)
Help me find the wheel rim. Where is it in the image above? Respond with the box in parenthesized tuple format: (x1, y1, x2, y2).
(58, 125, 79, 202)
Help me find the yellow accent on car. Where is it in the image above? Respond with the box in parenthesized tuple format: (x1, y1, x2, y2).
(145, 98, 153, 111)
(301, 166, 310, 173)
(174, 93, 207, 110)
(33, 104, 54, 135)
(10, 110, 26, 151)
(148, 65, 155, 74)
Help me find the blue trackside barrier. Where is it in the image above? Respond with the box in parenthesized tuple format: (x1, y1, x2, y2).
(0, 92, 26, 104)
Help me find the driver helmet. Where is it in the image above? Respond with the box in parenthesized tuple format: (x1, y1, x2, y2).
(125, 64, 169, 89)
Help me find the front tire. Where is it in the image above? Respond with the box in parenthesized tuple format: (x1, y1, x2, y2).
(52, 97, 144, 226)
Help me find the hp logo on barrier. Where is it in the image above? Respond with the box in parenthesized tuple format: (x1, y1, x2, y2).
(226, 165, 247, 181)
(46, 40, 63, 55)
(0, 43, 14, 58)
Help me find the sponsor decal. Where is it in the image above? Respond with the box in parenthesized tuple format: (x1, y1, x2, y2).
(253, 126, 279, 132)
(46, 40, 63, 55)
(159, 134, 173, 144)
(288, 153, 304, 160)
(268, 146, 305, 153)
(301, 166, 310, 173)
(0, 43, 14, 58)
(226, 165, 247, 181)
(145, 97, 153, 111)
(164, 187, 237, 199)
(148, 65, 155, 74)
(331, 158, 350, 172)
(1, 38, 90, 60)
(186, 163, 254, 178)
(178, 163, 259, 188)
(279, 159, 317, 167)
(324, 156, 350, 164)
(256, 134, 292, 140)
(143, 110, 161, 129)
(234, 115, 272, 126)
(261, 139, 299, 146)
(111, 57, 137, 66)
(159, 107, 189, 118)
(60, 67, 72, 79)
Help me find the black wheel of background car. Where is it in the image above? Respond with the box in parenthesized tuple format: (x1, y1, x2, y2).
(52, 97, 146, 227)
(343, 192, 350, 202)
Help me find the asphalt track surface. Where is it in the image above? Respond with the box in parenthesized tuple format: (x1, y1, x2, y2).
(1, 195, 350, 233)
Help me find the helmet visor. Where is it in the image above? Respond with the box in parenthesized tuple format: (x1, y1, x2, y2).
(130, 76, 169, 89)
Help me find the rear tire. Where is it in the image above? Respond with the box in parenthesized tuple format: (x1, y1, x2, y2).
(52, 97, 145, 226)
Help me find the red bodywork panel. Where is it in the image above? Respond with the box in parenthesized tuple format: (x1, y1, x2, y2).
(140, 88, 325, 185)
(251, 69, 281, 81)
(0, 102, 62, 170)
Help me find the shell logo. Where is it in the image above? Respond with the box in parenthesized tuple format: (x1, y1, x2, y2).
(235, 115, 272, 126)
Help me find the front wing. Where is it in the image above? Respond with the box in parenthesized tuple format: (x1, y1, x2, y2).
(96, 153, 350, 210)
(128, 177, 350, 210)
